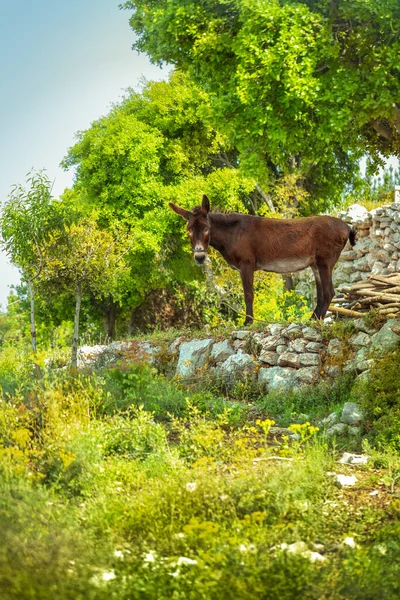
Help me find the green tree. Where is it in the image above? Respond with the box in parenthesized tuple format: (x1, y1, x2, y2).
(123, 0, 400, 212)
(62, 74, 256, 328)
(41, 219, 131, 366)
(0, 171, 59, 352)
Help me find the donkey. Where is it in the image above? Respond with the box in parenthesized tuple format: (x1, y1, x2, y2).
(169, 195, 356, 324)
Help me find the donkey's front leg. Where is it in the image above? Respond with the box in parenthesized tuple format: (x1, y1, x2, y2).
(240, 264, 255, 325)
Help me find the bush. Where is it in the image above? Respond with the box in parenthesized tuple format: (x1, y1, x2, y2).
(355, 348, 400, 449)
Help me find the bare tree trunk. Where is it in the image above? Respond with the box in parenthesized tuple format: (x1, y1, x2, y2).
(102, 300, 118, 341)
(27, 278, 37, 352)
(71, 284, 82, 367)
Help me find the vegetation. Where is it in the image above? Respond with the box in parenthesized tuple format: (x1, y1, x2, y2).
(0, 334, 399, 599)
(2, 2, 400, 597)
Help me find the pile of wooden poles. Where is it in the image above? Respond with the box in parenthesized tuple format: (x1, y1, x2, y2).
(329, 273, 400, 319)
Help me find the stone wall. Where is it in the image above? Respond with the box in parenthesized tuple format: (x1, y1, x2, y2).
(78, 319, 400, 392)
(295, 201, 400, 302)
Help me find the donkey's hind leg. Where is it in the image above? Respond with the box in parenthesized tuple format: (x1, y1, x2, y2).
(311, 263, 325, 319)
(314, 260, 335, 319)
(240, 263, 255, 325)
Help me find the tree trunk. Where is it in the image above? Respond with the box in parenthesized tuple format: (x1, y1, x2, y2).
(27, 278, 37, 352)
(102, 300, 118, 341)
(71, 285, 82, 367)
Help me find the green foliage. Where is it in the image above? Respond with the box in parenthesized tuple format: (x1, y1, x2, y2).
(355, 348, 400, 449)
(0, 361, 400, 599)
(123, 0, 400, 210)
(256, 373, 355, 426)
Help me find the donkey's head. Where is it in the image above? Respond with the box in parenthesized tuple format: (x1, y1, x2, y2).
(169, 195, 211, 265)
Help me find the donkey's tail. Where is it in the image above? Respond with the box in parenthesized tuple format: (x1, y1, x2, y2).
(348, 226, 357, 247)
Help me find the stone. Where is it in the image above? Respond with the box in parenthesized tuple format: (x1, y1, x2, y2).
(370, 320, 400, 355)
(289, 338, 308, 353)
(349, 332, 371, 347)
(276, 344, 288, 354)
(259, 350, 278, 366)
(269, 324, 285, 336)
(341, 402, 364, 425)
(347, 426, 362, 437)
(233, 330, 250, 340)
(77, 344, 107, 367)
(305, 341, 323, 353)
(210, 340, 235, 363)
(335, 474, 358, 488)
(302, 327, 322, 342)
(325, 423, 348, 437)
(326, 339, 342, 356)
(297, 366, 320, 385)
(339, 452, 368, 465)
(277, 351, 301, 368)
(353, 318, 377, 335)
(324, 365, 341, 378)
(342, 204, 371, 224)
(321, 412, 340, 428)
(299, 353, 320, 367)
(168, 336, 185, 355)
(258, 366, 298, 391)
(176, 339, 214, 377)
(219, 350, 255, 378)
(259, 335, 284, 352)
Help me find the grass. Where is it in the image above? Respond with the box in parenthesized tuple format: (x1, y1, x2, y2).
(0, 362, 400, 599)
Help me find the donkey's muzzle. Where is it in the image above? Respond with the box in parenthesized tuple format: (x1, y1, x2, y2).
(194, 252, 206, 265)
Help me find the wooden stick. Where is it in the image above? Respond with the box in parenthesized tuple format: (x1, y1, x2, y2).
(328, 305, 364, 318)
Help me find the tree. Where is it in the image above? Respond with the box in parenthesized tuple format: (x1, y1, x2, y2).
(41, 219, 131, 366)
(62, 73, 256, 329)
(0, 171, 59, 352)
(123, 0, 400, 212)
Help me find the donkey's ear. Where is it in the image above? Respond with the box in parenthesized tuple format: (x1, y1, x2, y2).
(202, 194, 210, 214)
(169, 202, 192, 220)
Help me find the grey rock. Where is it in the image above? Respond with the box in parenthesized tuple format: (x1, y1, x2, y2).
(370, 320, 400, 355)
(278, 351, 301, 368)
(326, 339, 342, 356)
(219, 350, 255, 377)
(269, 324, 286, 336)
(321, 412, 340, 428)
(299, 353, 320, 367)
(211, 340, 235, 363)
(305, 341, 323, 353)
(324, 365, 341, 378)
(296, 366, 320, 385)
(260, 335, 284, 352)
(353, 318, 378, 335)
(176, 338, 214, 377)
(302, 327, 322, 342)
(233, 330, 250, 340)
(325, 423, 348, 437)
(258, 366, 298, 391)
(259, 350, 278, 366)
(349, 332, 371, 347)
(347, 426, 362, 437)
(289, 338, 308, 353)
(339, 452, 368, 465)
(276, 344, 288, 354)
(168, 336, 185, 355)
(341, 402, 364, 425)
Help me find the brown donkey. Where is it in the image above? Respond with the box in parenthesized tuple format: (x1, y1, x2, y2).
(170, 195, 356, 324)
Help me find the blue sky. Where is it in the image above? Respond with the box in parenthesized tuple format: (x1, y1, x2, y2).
(0, 0, 167, 307)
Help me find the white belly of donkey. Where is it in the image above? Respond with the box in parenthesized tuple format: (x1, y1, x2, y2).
(256, 257, 312, 274)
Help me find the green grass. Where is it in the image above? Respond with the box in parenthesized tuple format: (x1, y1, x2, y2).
(0, 364, 400, 599)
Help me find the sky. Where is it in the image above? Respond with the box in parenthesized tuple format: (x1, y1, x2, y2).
(0, 0, 167, 308)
